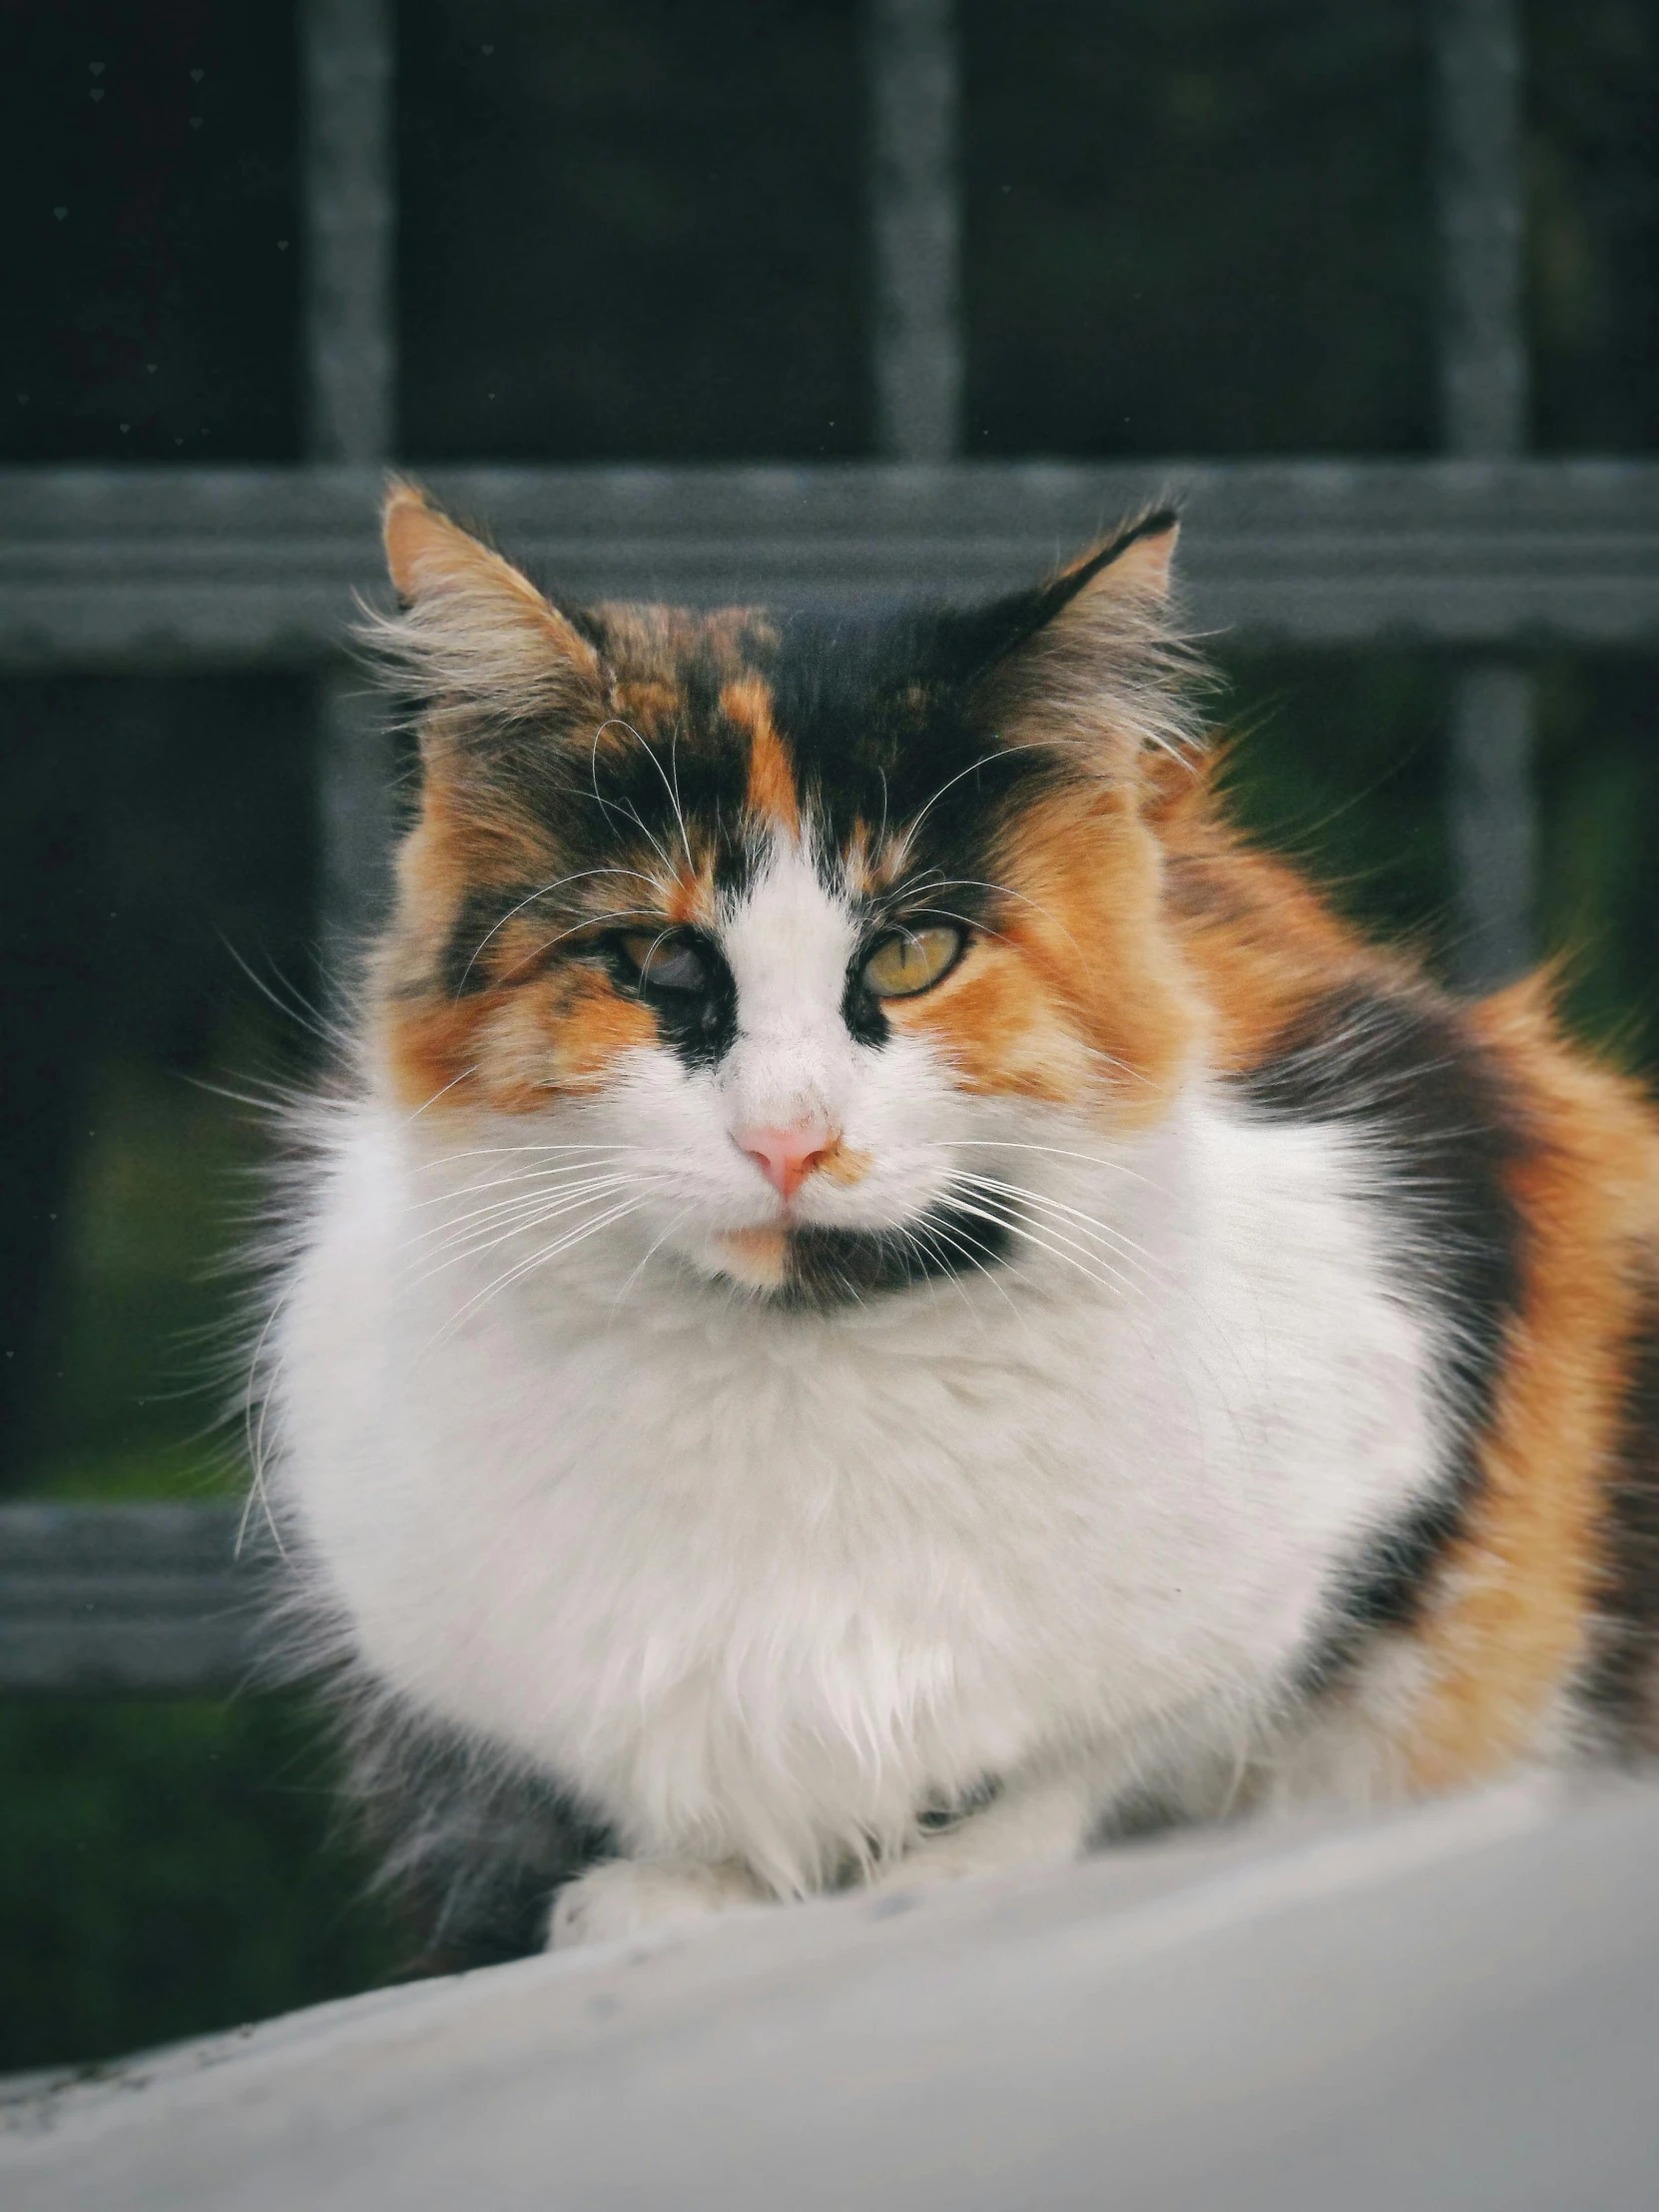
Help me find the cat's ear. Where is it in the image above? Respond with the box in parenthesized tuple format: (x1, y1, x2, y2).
(970, 508, 1201, 773)
(372, 478, 605, 727)
(1044, 510, 1179, 618)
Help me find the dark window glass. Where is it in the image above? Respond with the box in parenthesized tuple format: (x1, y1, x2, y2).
(962, 0, 1434, 456)
(1, 1, 300, 463)
(398, 0, 869, 461)
(1530, 0, 1659, 451)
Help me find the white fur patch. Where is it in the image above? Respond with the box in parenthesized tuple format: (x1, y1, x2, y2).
(268, 841, 1457, 1909)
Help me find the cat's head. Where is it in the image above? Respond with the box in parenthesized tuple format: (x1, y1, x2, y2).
(367, 481, 1209, 1308)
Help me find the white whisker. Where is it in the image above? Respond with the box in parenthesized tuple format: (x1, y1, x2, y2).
(893, 742, 1050, 864)
(588, 722, 681, 882)
(905, 874, 1091, 973)
(427, 1196, 649, 1344)
(409, 1181, 639, 1261)
(925, 1138, 1168, 1195)
(940, 1189, 1141, 1300)
(906, 1217, 1016, 1318)
(595, 717, 697, 876)
(401, 1063, 483, 1125)
(406, 1156, 643, 1212)
(453, 867, 661, 993)
(608, 1203, 697, 1316)
(238, 1286, 293, 1564)
(410, 1142, 646, 1170)
(950, 1172, 1162, 1271)
(513, 902, 667, 969)
(410, 1177, 640, 1279)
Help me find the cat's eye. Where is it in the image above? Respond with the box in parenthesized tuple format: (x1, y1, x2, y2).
(617, 931, 709, 994)
(860, 924, 965, 999)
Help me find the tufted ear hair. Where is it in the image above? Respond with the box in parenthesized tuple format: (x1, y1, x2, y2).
(368, 478, 607, 731)
(965, 507, 1204, 774)
(1041, 508, 1180, 615)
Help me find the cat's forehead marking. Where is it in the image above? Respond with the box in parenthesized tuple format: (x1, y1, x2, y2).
(663, 852, 719, 930)
(588, 608, 952, 897)
(723, 674, 802, 840)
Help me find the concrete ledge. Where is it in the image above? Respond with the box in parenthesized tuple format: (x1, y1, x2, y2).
(5, 1777, 1657, 2210)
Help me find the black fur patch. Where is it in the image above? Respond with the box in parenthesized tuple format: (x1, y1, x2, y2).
(839, 963, 891, 1049)
(602, 928, 740, 1073)
(435, 882, 557, 998)
(1234, 983, 1530, 1689)
(558, 597, 1064, 918)
(783, 1200, 1015, 1308)
(342, 1681, 615, 1970)
(1581, 1266, 1659, 1749)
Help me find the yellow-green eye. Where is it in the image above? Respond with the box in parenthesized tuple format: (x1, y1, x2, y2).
(860, 924, 964, 999)
(617, 931, 709, 993)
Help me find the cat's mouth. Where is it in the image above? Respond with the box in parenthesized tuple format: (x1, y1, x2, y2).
(709, 1204, 1017, 1308)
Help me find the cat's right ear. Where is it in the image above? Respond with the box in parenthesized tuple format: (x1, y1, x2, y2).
(373, 478, 605, 726)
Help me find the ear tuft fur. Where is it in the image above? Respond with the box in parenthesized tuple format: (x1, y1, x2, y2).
(363, 478, 605, 729)
(1052, 508, 1180, 607)
(977, 506, 1210, 778)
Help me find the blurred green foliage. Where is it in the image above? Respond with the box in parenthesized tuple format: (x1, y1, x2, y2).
(0, 1700, 408, 2074)
(4, 0, 1657, 2075)
(31, 1058, 272, 1490)
(6, 1047, 412, 2073)
(1224, 649, 1659, 1070)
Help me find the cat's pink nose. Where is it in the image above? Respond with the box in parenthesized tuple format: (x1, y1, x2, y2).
(736, 1123, 837, 1202)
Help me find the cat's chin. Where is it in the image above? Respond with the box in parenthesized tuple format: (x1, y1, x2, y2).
(708, 1225, 791, 1292)
(687, 1207, 1015, 1311)
(691, 1222, 903, 1307)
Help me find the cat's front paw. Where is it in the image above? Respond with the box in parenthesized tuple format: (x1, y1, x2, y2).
(548, 1857, 769, 1950)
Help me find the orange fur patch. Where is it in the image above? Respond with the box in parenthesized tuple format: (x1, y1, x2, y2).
(726, 675, 801, 837)
(377, 994, 488, 1115)
(657, 861, 715, 930)
(1154, 768, 1408, 1071)
(894, 945, 1096, 1105)
(927, 786, 1203, 1125)
(380, 965, 657, 1115)
(1148, 777, 1659, 1784)
(610, 679, 685, 748)
(1396, 988, 1659, 1785)
(814, 1138, 872, 1188)
(715, 1227, 789, 1289)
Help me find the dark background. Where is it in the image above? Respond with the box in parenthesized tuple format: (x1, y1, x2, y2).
(3, 0, 1657, 2069)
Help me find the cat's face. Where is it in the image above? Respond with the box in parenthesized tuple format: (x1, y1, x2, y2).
(371, 485, 1204, 1307)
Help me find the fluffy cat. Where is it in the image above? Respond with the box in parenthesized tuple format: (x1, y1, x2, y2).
(263, 480, 1659, 1958)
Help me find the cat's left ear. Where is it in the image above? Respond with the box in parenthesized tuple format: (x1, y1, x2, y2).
(970, 507, 1200, 773)
(1043, 510, 1179, 617)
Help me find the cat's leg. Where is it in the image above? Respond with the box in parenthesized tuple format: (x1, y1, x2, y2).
(867, 1767, 1103, 1894)
(548, 1856, 770, 1950)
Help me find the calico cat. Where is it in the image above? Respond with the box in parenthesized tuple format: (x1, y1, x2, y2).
(264, 479, 1659, 1958)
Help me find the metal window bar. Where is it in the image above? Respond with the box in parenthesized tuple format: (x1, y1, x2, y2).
(868, 0, 963, 461)
(304, 0, 400, 964)
(1436, 0, 1535, 988)
(4, 0, 1657, 1691)
(0, 1507, 256, 1695)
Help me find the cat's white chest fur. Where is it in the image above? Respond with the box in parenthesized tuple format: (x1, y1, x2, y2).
(274, 1085, 1437, 1893)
